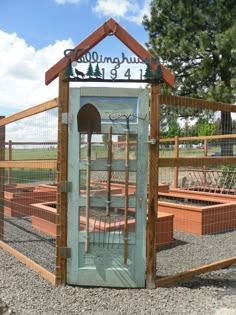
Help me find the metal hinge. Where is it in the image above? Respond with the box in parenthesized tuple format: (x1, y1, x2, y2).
(61, 113, 73, 124)
(60, 247, 71, 258)
(59, 181, 72, 192)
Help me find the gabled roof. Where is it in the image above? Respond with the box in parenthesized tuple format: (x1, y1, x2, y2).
(45, 17, 174, 88)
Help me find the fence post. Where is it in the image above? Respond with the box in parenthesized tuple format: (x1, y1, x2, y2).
(55, 72, 69, 285)
(0, 116, 5, 241)
(8, 140, 12, 185)
(173, 136, 179, 188)
(146, 83, 160, 288)
(203, 139, 208, 185)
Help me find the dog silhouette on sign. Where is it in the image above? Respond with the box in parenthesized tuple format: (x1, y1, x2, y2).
(75, 68, 85, 78)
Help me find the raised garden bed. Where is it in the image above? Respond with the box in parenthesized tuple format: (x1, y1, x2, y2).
(4, 184, 56, 217)
(4, 184, 34, 193)
(172, 188, 236, 203)
(31, 201, 174, 248)
(33, 184, 57, 192)
(31, 202, 57, 237)
(158, 191, 236, 235)
(80, 187, 123, 196)
(96, 182, 169, 195)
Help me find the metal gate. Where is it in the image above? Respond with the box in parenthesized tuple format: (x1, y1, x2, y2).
(67, 87, 149, 287)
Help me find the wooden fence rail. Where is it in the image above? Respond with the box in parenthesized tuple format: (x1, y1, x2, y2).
(160, 133, 236, 188)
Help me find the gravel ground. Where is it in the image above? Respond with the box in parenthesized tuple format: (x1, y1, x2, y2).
(1, 218, 236, 314)
(0, 248, 236, 315)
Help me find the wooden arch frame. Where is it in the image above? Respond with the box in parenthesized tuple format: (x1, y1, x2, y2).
(45, 17, 175, 288)
(45, 17, 175, 88)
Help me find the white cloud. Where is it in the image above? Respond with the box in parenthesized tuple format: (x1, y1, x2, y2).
(6, 109, 58, 143)
(0, 30, 74, 112)
(0, 30, 74, 142)
(53, 0, 150, 25)
(92, 0, 151, 25)
(0, 29, 147, 142)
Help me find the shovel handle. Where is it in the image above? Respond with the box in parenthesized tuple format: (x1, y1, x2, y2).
(124, 129, 129, 264)
(106, 126, 112, 216)
(85, 130, 92, 253)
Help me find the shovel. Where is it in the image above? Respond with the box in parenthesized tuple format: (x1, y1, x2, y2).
(77, 104, 101, 252)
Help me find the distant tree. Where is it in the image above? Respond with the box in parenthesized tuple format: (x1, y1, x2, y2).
(143, 0, 236, 155)
(197, 120, 217, 137)
(163, 118, 181, 138)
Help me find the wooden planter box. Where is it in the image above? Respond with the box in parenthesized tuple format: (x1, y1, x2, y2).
(4, 184, 56, 217)
(4, 184, 34, 193)
(31, 201, 136, 237)
(31, 202, 174, 248)
(33, 184, 57, 192)
(97, 182, 169, 195)
(31, 202, 57, 237)
(156, 212, 174, 249)
(80, 188, 122, 196)
(172, 188, 236, 203)
(158, 191, 236, 235)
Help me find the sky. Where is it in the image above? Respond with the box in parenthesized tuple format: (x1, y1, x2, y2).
(0, 0, 151, 118)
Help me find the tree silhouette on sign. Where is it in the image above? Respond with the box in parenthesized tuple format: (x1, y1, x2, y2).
(94, 63, 102, 78)
(155, 64, 163, 79)
(65, 59, 73, 77)
(86, 63, 94, 77)
(144, 65, 153, 79)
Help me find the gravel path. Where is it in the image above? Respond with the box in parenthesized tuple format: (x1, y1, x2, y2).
(1, 217, 236, 314)
(0, 248, 236, 314)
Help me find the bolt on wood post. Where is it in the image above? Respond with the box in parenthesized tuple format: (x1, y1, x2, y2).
(56, 72, 69, 285)
(0, 117, 5, 241)
(146, 84, 160, 289)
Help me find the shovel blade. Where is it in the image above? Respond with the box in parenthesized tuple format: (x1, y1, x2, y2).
(77, 103, 101, 133)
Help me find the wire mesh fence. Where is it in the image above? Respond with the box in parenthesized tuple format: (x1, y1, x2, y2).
(156, 96, 236, 284)
(0, 105, 58, 277)
(1, 94, 236, 287)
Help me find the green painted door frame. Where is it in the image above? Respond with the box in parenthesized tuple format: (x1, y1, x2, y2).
(67, 87, 149, 287)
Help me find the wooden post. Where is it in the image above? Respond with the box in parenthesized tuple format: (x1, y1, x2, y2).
(146, 84, 160, 288)
(173, 136, 179, 188)
(0, 117, 5, 241)
(55, 72, 69, 285)
(203, 139, 208, 185)
(8, 140, 12, 185)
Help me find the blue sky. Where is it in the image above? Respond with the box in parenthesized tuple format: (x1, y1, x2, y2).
(0, 0, 151, 117)
(0, 0, 149, 50)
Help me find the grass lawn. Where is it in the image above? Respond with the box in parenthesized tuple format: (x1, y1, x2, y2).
(3, 144, 233, 186)
(5, 148, 57, 160)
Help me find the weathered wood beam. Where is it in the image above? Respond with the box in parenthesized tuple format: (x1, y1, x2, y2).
(156, 256, 236, 287)
(0, 98, 58, 127)
(0, 160, 57, 169)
